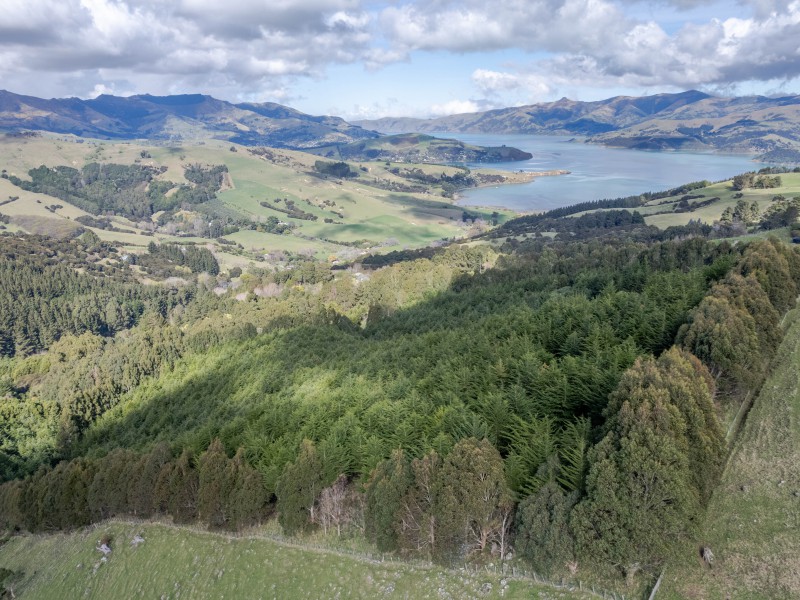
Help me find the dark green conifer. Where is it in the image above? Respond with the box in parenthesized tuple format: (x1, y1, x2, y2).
(275, 440, 324, 535)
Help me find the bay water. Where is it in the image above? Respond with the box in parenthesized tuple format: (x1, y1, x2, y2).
(444, 133, 764, 212)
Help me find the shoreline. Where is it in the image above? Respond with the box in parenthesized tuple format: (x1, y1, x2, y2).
(456, 169, 570, 213)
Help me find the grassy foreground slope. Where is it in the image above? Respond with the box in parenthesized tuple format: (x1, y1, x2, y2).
(0, 521, 593, 600)
(660, 308, 800, 599)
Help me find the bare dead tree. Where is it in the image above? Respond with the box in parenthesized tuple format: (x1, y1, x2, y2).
(315, 474, 349, 536)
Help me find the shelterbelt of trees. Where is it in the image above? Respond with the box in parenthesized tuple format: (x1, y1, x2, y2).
(0, 225, 798, 585)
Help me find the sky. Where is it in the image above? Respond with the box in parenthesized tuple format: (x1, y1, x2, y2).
(1, 0, 799, 120)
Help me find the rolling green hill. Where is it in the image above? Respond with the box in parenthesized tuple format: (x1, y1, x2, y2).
(2, 163, 800, 599)
(0, 134, 522, 269)
(639, 172, 800, 230)
(307, 133, 532, 163)
(6, 227, 794, 595)
(488, 170, 800, 246)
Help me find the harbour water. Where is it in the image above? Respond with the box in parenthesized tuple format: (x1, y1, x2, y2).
(445, 133, 765, 212)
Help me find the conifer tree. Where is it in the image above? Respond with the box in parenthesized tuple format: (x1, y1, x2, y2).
(397, 450, 441, 558)
(0, 479, 24, 531)
(679, 295, 762, 390)
(227, 448, 267, 530)
(364, 449, 411, 552)
(129, 442, 171, 518)
(198, 438, 234, 528)
(711, 274, 779, 357)
(572, 350, 720, 580)
(153, 460, 174, 516)
(275, 439, 324, 535)
(573, 416, 696, 583)
(516, 480, 578, 575)
(738, 240, 797, 313)
(655, 348, 725, 503)
(168, 449, 198, 524)
(437, 438, 513, 559)
(60, 459, 94, 528)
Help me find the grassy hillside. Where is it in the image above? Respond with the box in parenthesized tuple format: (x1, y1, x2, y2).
(0, 520, 595, 599)
(554, 172, 800, 231)
(640, 173, 800, 229)
(307, 133, 532, 163)
(659, 308, 800, 599)
(490, 172, 800, 244)
(0, 134, 516, 268)
(2, 170, 799, 598)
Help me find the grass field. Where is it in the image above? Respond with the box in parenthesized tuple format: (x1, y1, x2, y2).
(0, 521, 598, 600)
(0, 134, 516, 268)
(642, 173, 800, 229)
(659, 308, 800, 599)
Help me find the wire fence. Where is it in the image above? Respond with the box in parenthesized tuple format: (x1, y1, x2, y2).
(82, 517, 633, 599)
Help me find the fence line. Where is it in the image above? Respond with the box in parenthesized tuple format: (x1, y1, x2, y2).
(88, 517, 624, 599)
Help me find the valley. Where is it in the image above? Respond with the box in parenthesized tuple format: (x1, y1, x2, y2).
(2, 91, 800, 600)
(3, 0, 800, 595)
(0, 134, 531, 271)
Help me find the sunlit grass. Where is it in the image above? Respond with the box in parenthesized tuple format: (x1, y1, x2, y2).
(0, 521, 597, 600)
(661, 308, 800, 599)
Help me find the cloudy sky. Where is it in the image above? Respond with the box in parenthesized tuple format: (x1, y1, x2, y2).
(1, 0, 799, 119)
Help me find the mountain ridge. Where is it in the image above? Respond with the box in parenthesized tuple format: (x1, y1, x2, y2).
(355, 90, 800, 155)
(4, 89, 800, 156)
(0, 90, 379, 149)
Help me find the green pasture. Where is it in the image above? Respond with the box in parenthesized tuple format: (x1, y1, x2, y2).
(0, 135, 493, 259)
(643, 173, 800, 228)
(660, 308, 800, 599)
(0, 521, 594, 600)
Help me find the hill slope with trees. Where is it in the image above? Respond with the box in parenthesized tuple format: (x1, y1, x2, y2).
(0, 202, 798, 596)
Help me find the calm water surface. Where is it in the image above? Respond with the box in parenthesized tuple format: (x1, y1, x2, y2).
(445, 133, 764, 212)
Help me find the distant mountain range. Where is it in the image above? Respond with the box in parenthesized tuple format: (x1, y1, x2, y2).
(3, 89, 800, 160)
(0, 90, 378, 149)
(356, 90, 800, 158)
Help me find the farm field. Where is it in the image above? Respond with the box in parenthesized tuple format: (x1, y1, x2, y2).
(659, 308, 800, 599)
(0, 134, 517, 266)
(642, 173, 800, 229)
(0, 520, 596, 600)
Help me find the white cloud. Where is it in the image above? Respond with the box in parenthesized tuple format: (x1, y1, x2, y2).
(332, 98, 418, 120)
(428, 100, 481, 116)
(376, 0, 800, 96)
(378, 0, 634, 55)
(88, 82, 116, 98)
(0, 0, 88, 44)
(0, 0, 799, 111)
(456, 1, 800, 99)
(472, 69, 554, 98)
(325, 11, 370, 29)
(0, 0, 374, 102)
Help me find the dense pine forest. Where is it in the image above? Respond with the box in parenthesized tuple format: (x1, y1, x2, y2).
(0, 212, 798, 588)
